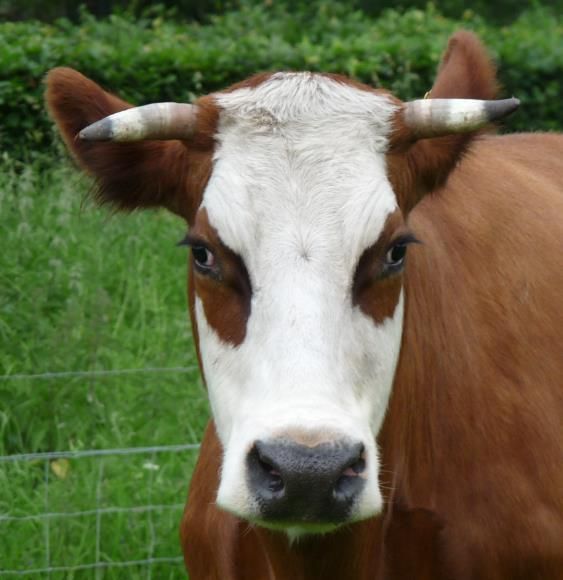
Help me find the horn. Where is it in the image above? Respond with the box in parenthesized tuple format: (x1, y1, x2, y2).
(78, 103, 199, 142)
(403, 98, 519, 138)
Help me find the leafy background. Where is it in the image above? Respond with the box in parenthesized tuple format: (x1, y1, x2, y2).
(0, 1, 562, 159)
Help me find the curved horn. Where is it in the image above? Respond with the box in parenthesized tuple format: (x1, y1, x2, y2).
(78, 103, 199, 142)
(403, 98, 519, 138)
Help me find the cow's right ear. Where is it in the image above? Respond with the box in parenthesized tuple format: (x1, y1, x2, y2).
(45, 68, 215, 219)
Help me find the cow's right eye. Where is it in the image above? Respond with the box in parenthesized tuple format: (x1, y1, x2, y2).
(192, 246, 216, 272)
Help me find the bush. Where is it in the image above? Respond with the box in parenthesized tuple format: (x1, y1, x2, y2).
(1, 0, 554, 25)
(0, 3, 561, 158)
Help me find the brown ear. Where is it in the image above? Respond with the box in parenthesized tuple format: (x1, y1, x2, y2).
(388, 31, 500, 214)
(45, 67, 207, 218)
(431, 30, 498, 101)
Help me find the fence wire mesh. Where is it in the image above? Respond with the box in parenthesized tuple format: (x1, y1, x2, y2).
(0, 367, 204, 578)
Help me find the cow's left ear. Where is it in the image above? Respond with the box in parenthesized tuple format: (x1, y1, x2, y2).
(46, 68, 217, 220)
(387, 31, 518, 214)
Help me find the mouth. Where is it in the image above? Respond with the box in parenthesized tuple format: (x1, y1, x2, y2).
(249, 519, 343, 540)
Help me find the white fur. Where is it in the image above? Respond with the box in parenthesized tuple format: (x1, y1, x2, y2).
(196, 74, 403, 527)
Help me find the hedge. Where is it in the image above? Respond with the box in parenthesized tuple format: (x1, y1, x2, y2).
(0, 3, 561, 158)
(1, 0, 550, 25)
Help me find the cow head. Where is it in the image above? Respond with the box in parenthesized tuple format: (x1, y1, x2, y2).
(47, 31, 516, 535)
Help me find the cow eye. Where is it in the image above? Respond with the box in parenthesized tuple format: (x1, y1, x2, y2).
(382, 233, 421, 274)
(385, 243, 407, 268)
(383, 243, 409, 275)
(192, 246, 216, 271)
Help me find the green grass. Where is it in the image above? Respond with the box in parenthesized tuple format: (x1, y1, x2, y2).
(0, 155, 208, 577)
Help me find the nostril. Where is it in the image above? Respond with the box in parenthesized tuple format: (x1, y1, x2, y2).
(347, 454, 366, 476)
(344, 444, 366, 474)
(341, 460, 365, 477)
(334, 445, 366, 499)
(268, 473, 284, 492)
(248, 442, 285, 496)
(257, 456, 284, 492)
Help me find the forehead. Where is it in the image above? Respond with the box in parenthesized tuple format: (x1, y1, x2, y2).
(201, 73, 399, 261)
(216, 72, 396, 124)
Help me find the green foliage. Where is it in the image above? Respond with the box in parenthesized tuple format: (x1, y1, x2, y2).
(0, 160, 208, 449)
(0, 158, 206, 574)
(1, 0, 554, 25)
(0, 3, 561, 158)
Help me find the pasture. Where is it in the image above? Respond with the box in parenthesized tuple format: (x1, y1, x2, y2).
(0, 157, 207, 577)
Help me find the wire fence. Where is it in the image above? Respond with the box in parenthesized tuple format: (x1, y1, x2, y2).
(0, 367, 203, 578)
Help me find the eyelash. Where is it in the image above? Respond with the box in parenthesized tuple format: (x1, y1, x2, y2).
(382, 234, 421, 274)
(191, 245, 216, 271)
(177, 235, 218, 274)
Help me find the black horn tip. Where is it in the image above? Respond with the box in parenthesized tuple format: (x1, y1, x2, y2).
(485, 97, 520, 122)
(78, 118, 113, 142)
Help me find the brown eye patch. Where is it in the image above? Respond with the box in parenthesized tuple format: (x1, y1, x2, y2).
(186, 208, 252, 346)
(352, 211, 418, 324)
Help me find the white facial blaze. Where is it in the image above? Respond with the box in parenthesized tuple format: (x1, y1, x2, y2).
(196, 74, 403, 526)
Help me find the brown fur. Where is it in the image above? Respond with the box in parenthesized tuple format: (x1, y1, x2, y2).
(352, 210, 407, 324)
(381, 132, 563, 579)
(189, 208, 251, 345)
(46, 30, 563, 580)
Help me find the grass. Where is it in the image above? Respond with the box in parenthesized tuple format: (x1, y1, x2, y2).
(0, 154, 209, 577)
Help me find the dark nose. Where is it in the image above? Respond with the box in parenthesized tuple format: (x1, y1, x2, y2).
(247, 439, 366, 523)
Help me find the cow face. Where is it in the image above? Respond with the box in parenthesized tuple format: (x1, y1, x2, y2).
(46, 30, 514, 535)
(189, 74, 408, 532)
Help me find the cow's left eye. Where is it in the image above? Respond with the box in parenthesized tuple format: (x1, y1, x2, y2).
(192, 246, 216, 271)
(384, 243, 407, 269)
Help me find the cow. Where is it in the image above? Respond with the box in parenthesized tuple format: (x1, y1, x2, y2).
(46, 31, 563, 579)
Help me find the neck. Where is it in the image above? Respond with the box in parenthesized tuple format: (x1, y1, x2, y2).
(243, 521, 384, 580)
